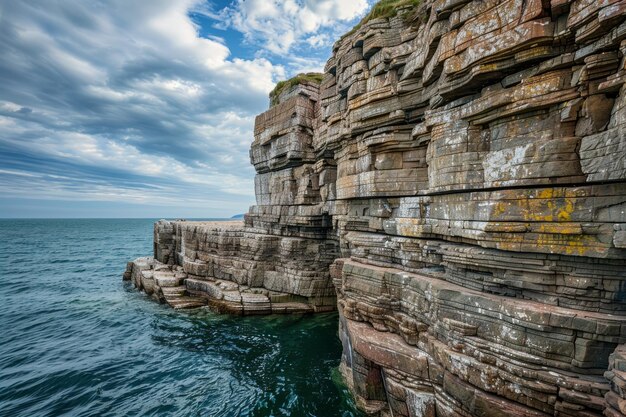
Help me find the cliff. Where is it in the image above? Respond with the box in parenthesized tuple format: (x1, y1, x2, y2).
(124, 0, 626, 415)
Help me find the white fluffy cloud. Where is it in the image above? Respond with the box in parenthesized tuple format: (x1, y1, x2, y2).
(217, 0, 369, 54)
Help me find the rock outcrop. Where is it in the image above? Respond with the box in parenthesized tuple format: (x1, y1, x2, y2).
(124, 0, 626, 415)
(125, 79, 340, 314)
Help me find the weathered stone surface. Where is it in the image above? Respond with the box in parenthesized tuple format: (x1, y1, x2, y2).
(128, 83, 339, 314)
(324, 1, 626, 415)
(125, 0, 626, 414)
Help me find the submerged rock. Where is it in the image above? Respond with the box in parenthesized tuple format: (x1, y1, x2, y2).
(125, 0, 626, 415)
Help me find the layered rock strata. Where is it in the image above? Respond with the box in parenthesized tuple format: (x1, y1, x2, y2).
(124, 0, 626, 415)
(325, 2, 626, 416)
(125, 81, 340, 314)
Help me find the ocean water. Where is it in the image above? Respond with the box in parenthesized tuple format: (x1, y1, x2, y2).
(0, 219, 359, 417)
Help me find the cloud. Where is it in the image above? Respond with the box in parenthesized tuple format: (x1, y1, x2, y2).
(306, 34, 331, 48)
(215, 0, 369, 55)
(0, 0, 290, 216)
(0, 0, 373, 217)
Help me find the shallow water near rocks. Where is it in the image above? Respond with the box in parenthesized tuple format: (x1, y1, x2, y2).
(0, 219, 360, 417)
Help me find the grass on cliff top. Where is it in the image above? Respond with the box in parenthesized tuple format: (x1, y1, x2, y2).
(269, 72, 324, 106)
(341, 0, 421, 41)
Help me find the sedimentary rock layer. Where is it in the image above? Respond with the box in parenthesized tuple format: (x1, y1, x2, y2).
(126, 81, 340, 314)
(324, 1, 626, 415)
(125, 0, 626, 415)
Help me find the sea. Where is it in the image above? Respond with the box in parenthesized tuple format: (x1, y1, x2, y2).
(0, 219, 361, 417)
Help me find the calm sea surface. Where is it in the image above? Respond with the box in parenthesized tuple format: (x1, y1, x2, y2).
(0, 219, 359, 417)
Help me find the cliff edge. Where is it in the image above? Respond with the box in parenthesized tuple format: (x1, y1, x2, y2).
(124, 0, 626, 415)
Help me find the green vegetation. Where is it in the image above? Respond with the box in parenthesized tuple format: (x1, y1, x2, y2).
(361, 0, 421, 21)
(269, 72, 324, 106)
(268, 0, 423, 106)
(341, 0, 421, 40)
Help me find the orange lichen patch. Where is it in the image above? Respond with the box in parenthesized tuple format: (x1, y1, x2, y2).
(533, 223, 583, 235)
(524, 232, 604, 257)
(489, 188, 578, 224)
(493, 201, 507, 217)
(523, 189, 576, 223)
(557, 198, 575, 222)
(537, 188, 555, 199)
(562, 235, 601, 256)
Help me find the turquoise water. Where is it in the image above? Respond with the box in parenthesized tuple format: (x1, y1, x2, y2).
(0, 219, 359, 417)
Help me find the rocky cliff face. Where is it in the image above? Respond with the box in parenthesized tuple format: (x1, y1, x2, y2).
(125, 79, 340, 314)
(125, 0, 626, 415)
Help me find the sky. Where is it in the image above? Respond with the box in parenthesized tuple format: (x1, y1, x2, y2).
(0, 0, 372, 218)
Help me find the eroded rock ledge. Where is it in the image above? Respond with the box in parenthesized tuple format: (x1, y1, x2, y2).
(124, 0, 626, 415)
